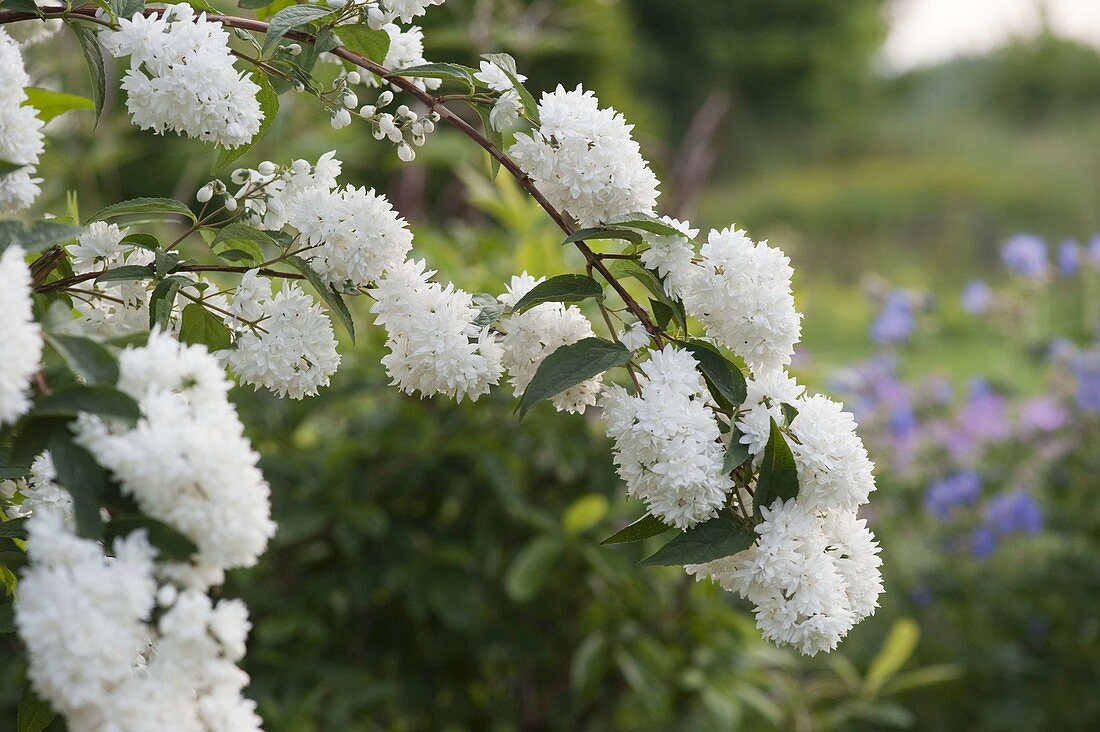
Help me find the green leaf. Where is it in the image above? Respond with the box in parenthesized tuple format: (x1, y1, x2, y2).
(90, 197, 196, 224)
(0, 220, 81, 254)
(604, 259, 687, 332)
(69, 21, 106, 123)
(471, 293, 504, 329)
(563, 228, 643, 246)
(31, 385, 140, 422)
(179, 303, 233, 352)
(650, 298, 674, 330)
(9, 417, 71, 466)
(472, 105, 502, 180)
(95, 264, 154, 283)
(261, 4, 333, 54)
(154, 250, 181, 278)
(109, 0, 146, 19)
(0, 159, 24, 175)
(148, 276, 189, 330)
(504, 536, 561, 602)
(45, 333, 119, 386)
(723, 430, 752, 474)
(120, 232, 159, 251)
(518, 337, 630, 418)
(680, 339, 747, 410)
(511, 274, 603, 314)
(237, 0, 274, 8)
(641, 514, 756, 566)
(753, 418, 799, 516)
(781, 402, 799, 425)
(866, 618, 921, 695)
(0, 551, 27, 569)
(286, 256, 355, 343)
(17, 685, 55, 732)
(0, 518, 28, 540)
(611, 213, 686, 237)
(601, 513, 673, 544)
(49, 432, 106, 540)
(210, 223, 272, 264)
(21, 87, 94, 123)
(105, 516, 198, 561)
(213, 70, 279, 171)
(0, 0, 44, 15)
(336, 25, 390, 64)
(0, 603, 13, 633)
(562, 494, 608, 534)
(389, 62, 477, 87)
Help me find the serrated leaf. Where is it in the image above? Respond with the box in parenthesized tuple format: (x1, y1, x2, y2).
(21, 87, 94, 123)
(336, 25, 390, 64)
(0, 220, 81, 254)
(781, 402, 799, 425)
(154, 250, 181, 278)
(753, 418, 799, 516)
(641, 514, 756, 566)
(179, 303, 233, 352)
(9, 416, 71, 467)
(0, 0, 44, 15)
(69, 22, 105, 124)
(611, 214, 687, 237)
(90, 197, 196, 223)
(17, 684, 55, 732)
(518, 337, 630, 418)
(723, 430, 752, 474)
(31, 385, 140, 422)
(213, 70, 279, 170)
(109, 0, 145, 19)
(49, 432, 106, 540)
(285, 256, 355, 343)
(389, 62, 477, 87)
(650, 298, 674, 330)
(511, 274, 603, 314)
(680, 339, 747, 410)
(0, 518, 28, 540)
(210, 223, 272, 264)
(45, 334, 119, 386)
(148, 275, 189, 329)
(601, 513, 673, 544)
(563, 228, 643, 246)
(261, 4, 332, 54)
(105, 516, 198, 561)
(95, 264, 154, 283)
(504, 536, 561, 602)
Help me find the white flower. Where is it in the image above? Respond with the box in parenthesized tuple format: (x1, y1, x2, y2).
(379, 24, 441, 91)
(473, 60, 525, 93)
(489, 90, 522, 132)
(0, 246, 42, 424)
(618, 322, 650, 353)
(74, 331, 276, 571)
(67, 221, 129, 272)
(102, 5, 263, 148)
(684, 499, 876, 656)
(788, 394, 876, 512)
(735, 366, 806, 457)
(0, 29, 45, 212)
(602, 346, 732, 529)
(225, 276, 342, 399)
(637, 216, 698, 298)
(509, 85, 660, 227)
(682, 227, 802, 372)
(498, 273, 601, 413)
(286, 185, 414, 289)
(369, 259, 503, 402)
(238, 151, 342, 230)
(381, 0, 446, 24)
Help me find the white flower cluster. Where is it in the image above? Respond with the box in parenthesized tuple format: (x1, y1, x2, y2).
(379, 0, 446, 23)
(602, 346, 731, 529)
(0, 29, 45, 213)
(680, 227, 802, 372)
(474, 60, 526, 132)
(0, 246, 43, 425)
(102, 5, 263, 148)
(287, 184, 414, 289)
(1, 452, 71, 524)
(75, 330, 276, 578)
(370, 259, 503, 401)
(686, 499, 882, 656)
(637, 216, 698, 297)
(498, 273, 601, 414)
(225, 271, 342, 399)
(64, 221, 157, 339)
(510, 85, 660, 227)
(16, 512, 264, 731)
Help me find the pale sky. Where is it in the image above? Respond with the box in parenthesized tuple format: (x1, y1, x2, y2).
(880, 0, 1100, 72)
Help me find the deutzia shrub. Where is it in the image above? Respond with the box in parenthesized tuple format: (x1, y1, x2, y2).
(0, 0, 885, 725)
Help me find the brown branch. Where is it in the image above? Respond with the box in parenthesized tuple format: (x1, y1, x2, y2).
(34, 264, 304, 294)
(2, 5, 665, 340)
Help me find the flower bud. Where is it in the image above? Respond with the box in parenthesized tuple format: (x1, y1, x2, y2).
(286, 43, 302, 56)
(346, 71, 361, 85)
(257, 161, 277, 175)
(224, 196, 239, 212)
(230, 169, 248, 185)
(366, 7, 385, 30)
(196, 183, 214, 203)
(397, 143, 415, 162)
(331, 108, 352, 129)
(377, 91, 393, 107)
(359, 105, 376, 118)
(292, 159, 311, 175)
(343, 92, 358, 109)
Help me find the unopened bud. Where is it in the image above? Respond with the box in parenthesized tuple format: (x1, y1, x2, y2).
(196, 184, 214, 203)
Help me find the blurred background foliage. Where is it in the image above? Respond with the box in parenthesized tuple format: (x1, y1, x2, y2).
(3, 0, 1100, 729)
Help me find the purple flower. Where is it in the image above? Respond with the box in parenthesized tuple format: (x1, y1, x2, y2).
(1001, 234, 1049, 280)
(1017, 396, 1069, 433)
(870, 291, 916, 344)
(1075, 349, 1100, 413)
(1058, 239, 1081, 277)
(959, 379, 1012, 443)
(924, 471, 982, 521)
(1088, 235, 1100, 269)
(983, 490, 1043, 537)
(961, 280, 992, 315)
(970, 526, 998, 559)
(889, 404, 918, 438)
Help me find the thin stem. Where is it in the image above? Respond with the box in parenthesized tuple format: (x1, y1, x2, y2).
(34, 264, 304, 294)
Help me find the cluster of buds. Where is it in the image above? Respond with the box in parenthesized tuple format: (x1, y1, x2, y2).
(357, 90, 439, 162)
